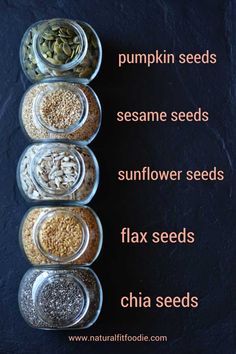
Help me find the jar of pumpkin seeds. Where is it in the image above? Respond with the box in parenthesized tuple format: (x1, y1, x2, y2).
(17, 142, 99, 203)
(20, 18, 102, 83)
(18, 267, 102, 329)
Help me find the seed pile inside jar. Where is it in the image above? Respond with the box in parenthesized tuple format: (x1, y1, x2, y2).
(19, 268, 102, 329)
(39, 24, 81, 65)
(21, 207, 101, 265)
(38, 212, 83, 259)
(35, 149, 79, 193)
(21, 21, 100, 82)
(39, 88, 83, 130)
(19, 143, 97, 201)
(37, 275, 85, 326)
(21, 82, 101, 142)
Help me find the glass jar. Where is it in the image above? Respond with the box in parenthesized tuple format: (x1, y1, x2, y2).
(19, 206, 103, 266)
(17, 142, 99, 203)
(19, 81, 101, 144)
(20, 18, 102, 83)
(18, 267, 102, 329)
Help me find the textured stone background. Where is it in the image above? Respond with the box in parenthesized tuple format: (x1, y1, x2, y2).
(0, 0, 235, 353)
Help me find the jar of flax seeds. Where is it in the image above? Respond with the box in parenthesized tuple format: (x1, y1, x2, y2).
(19, 206, 103, 266)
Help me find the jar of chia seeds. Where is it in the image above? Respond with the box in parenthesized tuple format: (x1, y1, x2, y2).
(19, 81, 101, 144)
(20, 18, 102, 83)
(19, 206, 103, 266)
(17, 142, 99, 203)
(18, 267, 102, 329)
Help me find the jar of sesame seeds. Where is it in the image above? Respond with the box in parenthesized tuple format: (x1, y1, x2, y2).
(18, 267, 102, 329)
(19, 81, 101, 144)
(17, 142, 99, 204)
(20, 18, 102, 83)
(19, 206, 103, 266)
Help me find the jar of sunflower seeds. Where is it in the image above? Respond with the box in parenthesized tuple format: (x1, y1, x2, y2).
(18, 267, 102, 329)
(17, 142, 99, 204)
(19, 206, 103, 266)
(20, 18, 102, 83)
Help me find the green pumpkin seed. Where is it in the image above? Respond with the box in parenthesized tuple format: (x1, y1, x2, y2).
(46, 41, 52, 50)
(59, 27, 66, 33)
(67, 28, 74, 36)
(46, 57, 57, 64)
(55, 60, 63, 65)
(40, 45, 49, 53)
(51, 25, 60, 31)
(59, 33, 71, 38)
(54, 43, 62, 54)
(73, 36, 80, 44)
(42, 33, 54, 41)
(57, 52, 67, 61)
(70, 48, 75, 59)
(62, 43, 72, 56)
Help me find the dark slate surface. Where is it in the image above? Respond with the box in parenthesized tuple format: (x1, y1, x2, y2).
(0, 0, 236, 353)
